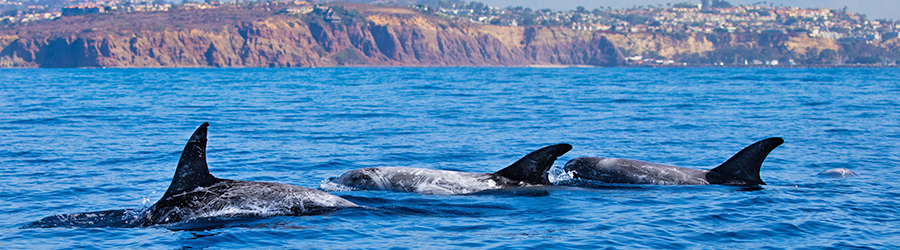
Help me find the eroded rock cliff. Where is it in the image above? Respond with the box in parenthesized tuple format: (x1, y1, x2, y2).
(0, 4, 625, 68)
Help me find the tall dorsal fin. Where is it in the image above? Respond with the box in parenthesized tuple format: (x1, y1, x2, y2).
(494, 144, 573, 185)
(161, 122, 219, 199)
(706, 137, 783, 185)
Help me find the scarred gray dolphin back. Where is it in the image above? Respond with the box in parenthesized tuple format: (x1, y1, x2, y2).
(494, 143, 573, 185)
(147, 122, 357, 225)
(706, 137, 784, 185)
(161, 122, 221, 199)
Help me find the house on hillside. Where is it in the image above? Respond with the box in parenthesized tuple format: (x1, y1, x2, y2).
(61, 6, 104, 16)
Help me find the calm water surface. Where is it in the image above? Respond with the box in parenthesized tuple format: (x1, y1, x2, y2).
(1, 67, 898, 248)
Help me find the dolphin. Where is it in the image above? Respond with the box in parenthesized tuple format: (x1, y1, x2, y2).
(143, 122, 357, 225)
(563, 137, 783, 185)
(330, 144, 573, 195)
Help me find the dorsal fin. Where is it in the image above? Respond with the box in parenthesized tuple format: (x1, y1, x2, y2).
(161, 122, 219, 199)
(494, 144, 573, 185)
(706, 137, 783, 185)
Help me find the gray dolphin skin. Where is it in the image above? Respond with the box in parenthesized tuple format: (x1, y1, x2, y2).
(564, 137, 784, 185)
(332, 144, 573, 195)
(143, 123, 357, 225)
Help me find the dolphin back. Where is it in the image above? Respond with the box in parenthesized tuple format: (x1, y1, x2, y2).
(146, 123, 358, 225)
(161, 122, 220, 199)
(706, 137, 784, 185)
(494, 144, 573, 185)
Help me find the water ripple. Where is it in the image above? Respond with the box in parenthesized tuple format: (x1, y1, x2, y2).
(1, 68, 899, 248)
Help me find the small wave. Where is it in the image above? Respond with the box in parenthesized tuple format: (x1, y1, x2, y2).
(728, 75, 757, 81)
(0, 150, 43, 158)
(7, 117, 73, 125)
(611, 98, 646, 103)
(175, 105, 217, 109)
(308, 159, 355, 169)
(824, 128, 864, 135)
(553, 178, 653, 191)
(547, 168, 575, 184)
(329, 112, 405, 119)
(305, 134, 372, 141)
(797, 220, 847, 235)
(801, 77, 836, 82)
(631, 116, 664, 122)
(669, 124, 700, 130)
(802, 101, 832, 106)
(665, 103, 697, 108)
(318, 177, 358, 192)
(162, 216, 265, 231)
(409, 84, 449, 90)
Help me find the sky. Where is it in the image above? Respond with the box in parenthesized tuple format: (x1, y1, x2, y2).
(475, 0, 900, 21)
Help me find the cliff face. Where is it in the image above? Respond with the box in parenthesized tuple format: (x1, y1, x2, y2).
(0, 5, 625, 68)
(604, 33, 716, 59)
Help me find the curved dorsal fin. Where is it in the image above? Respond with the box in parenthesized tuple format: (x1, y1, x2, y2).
(706, 137, 783, 185)
(494, 144, 573, 185)
(161, 122, 219, 199)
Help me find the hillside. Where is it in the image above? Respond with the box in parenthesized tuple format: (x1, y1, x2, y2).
(0, 3, 623, 68)
(1, 2, 897, 68)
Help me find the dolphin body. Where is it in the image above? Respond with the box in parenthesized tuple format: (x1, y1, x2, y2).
(564, 138, 783, 185)
(143, 123, 357, 225)
(331, 144, 573, 195)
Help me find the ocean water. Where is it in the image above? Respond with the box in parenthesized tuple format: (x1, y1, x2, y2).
(1, 67, 898, 249)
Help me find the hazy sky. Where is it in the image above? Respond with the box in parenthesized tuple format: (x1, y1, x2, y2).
(475, 0, 900, 20)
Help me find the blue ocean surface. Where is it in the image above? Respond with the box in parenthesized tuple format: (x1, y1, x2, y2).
(1, 67, 898, 248)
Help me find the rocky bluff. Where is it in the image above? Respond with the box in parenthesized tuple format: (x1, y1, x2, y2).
(0, 4, 625, 68)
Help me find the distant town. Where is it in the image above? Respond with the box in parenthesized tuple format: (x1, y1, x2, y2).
(3, 0, 896, 42)
(421, 0, 896, 41)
